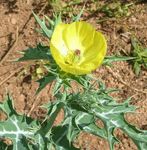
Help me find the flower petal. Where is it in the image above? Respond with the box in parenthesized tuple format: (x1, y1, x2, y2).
(51, 23, 69, 56)
(63, 21, 95, 53)
(57, 62, 92, 75)
(79, 31, 107, 68)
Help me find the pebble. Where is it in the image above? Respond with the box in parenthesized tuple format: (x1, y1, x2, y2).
(18, 94, 25, 102)
(128, 17, 137, 24)
(11, 18, 17, 25)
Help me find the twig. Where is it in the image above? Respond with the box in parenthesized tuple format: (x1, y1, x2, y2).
(27, 92, 42, 117)
(0, 27, 19, 66)
(38, 1, 48, 16)
(106, 66, 147, 94)
(0, 67, 24, 86)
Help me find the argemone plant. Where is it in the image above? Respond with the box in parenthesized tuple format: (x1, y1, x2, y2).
(0, 12, 147, 150)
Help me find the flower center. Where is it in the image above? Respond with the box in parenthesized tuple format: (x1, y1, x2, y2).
(64, 49, 81, 65)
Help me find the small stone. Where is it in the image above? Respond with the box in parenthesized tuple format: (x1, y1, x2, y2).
(18, 94, 25, 102)
(11, 18, 17, 25)
(131, 17, 137, 23)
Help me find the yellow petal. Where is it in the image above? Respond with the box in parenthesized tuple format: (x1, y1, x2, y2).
(58, 62, 92, 75)
(79, 31, 107, 68)
(51, 23, 69, 56)
(63, 22, 96, 52)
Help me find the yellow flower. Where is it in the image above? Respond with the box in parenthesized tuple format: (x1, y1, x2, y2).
(50, 21, 107, 75)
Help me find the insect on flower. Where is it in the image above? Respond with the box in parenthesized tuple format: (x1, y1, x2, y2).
(50, 21, 107, 75)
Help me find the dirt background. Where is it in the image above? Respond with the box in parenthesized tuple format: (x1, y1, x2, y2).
(0, 0, 147, 150)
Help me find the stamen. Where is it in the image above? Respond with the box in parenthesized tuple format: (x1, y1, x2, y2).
(64, 49, 81, 65)
(75, 49, 81, 56)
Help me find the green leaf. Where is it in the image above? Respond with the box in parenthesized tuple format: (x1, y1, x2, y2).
(33, 12, 53, 38)
(64, 77, 147, 150)
(131, 38, 141, 56)
(18, 43, 51, 61)
(53, 13, 62, 27)
(53, 78, 63, 96)
(45, 15, 54, 27)
(88, 93, 147, 150)
(134, 62, 141, 76)
(0, 95, 55, 150)
(105, 123, 119, 150)
(52, 126, 79, 150)
(37, 102, 65, 136)
(103, 55, 135, 65)
(75, 112, 94, 125)
(0, 95, 40, 150)
(0, 94, 17, 116)
(36, 74, 56, 94)
(140, 50, 147, 57)
(75, 112, 107, 139)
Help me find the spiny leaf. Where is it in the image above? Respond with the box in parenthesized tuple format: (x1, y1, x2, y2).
(62, 116, 79, 144)
(33, 12, 53, 38)
(105, 123, 119, 150)
(0, 94, 16, 116)
(103, 55, 135, 65)
(52, 126, 79, 150)
(37, 102, 65, 136)
(75, 112, 107, 139)
(65, 79, 147, 150)
(18, 43, 51, 61)
(0, 95, 56, 150)
(53, 78, 63, 95)
(53, 13, 62, 27)
(87, 93, 147, 150)
(36, 74, 56, 94)
(0, 96, 40, 150)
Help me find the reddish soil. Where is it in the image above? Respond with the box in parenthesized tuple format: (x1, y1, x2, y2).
(0, 0, 146, 150)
